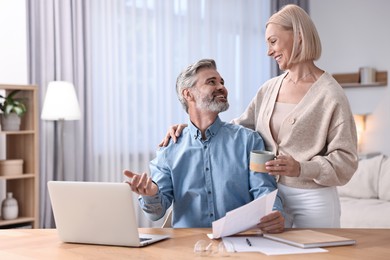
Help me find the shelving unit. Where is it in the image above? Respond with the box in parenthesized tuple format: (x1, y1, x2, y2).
(333, 71, 388, 88)
(0, 84, 39, 228)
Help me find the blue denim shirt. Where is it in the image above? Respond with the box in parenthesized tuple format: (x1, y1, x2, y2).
(139, 116, 282, 228)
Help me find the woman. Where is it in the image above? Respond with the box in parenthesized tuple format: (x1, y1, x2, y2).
(161, 4, 358, 228)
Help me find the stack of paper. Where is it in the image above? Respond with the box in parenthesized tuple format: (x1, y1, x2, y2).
(222, 230, 356, 256)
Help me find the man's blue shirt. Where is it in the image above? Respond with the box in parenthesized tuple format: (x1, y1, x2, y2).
(139, 116, 283, 228)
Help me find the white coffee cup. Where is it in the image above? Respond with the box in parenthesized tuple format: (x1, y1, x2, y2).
(360, 67, 376, 84)
(250, 150, 275, 172)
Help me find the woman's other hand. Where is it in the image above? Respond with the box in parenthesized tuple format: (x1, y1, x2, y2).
(265, 154, 301, 177)
(158, 124, 188, 147)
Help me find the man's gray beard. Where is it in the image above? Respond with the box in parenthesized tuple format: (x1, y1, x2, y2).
(196, 97, 229, 113)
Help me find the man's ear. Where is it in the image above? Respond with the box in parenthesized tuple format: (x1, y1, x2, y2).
(182, 88, 193, 101)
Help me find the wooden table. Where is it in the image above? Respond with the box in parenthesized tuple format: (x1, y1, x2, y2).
(0, 228, 389, 259)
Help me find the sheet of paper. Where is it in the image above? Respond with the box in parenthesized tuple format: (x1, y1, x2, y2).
(211, 190, 277, 239)
(222, 236, 328, 256)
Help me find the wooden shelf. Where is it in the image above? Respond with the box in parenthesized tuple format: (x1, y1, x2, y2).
(0, 130, 35, 135)
(0, 173, 35, 180)
(0, 216, 35, 227)
(0, 84, 39, 228)
(333, 71, 387, 88)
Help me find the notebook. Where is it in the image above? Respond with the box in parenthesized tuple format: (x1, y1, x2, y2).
(263, 229, 356, 249)
(47, 181, 170, 247)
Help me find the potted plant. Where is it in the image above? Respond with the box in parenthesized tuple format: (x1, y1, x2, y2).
(0, 90, 27, 131)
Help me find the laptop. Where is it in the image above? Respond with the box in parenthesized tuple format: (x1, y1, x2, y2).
(47, 181, 170, 247)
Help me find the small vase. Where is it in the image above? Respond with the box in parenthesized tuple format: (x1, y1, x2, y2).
(1, 192, 19, 220)
(0, 113, 21, 131)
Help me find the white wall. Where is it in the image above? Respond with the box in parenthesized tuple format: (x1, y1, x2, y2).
(0, 0, 27, 84)
(310, 0, 390, 156)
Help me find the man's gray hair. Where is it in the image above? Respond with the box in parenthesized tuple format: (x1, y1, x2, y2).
(176, 59, 217, 113)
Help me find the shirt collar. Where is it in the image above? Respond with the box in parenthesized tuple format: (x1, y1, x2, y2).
(188, 116, 223, 140)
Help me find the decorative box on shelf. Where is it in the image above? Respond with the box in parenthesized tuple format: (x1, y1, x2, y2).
(0, 159, 23, 176)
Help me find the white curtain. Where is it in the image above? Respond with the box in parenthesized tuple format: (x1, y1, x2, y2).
(28, 0, 88, 228)
(28, 0, 271, 228)
(87, 0, 271, 226)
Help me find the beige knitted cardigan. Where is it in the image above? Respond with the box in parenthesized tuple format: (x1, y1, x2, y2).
(233, 72, 358, 189)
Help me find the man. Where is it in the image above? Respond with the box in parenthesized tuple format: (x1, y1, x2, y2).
(124, 59, 284, 233)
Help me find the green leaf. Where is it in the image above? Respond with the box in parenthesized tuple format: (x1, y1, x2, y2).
(0, 90, 27, 116)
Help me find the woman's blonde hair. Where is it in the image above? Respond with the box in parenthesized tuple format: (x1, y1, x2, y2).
(266, 4, 321, 65)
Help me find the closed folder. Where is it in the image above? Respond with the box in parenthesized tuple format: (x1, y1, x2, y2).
(263, 230, 356, 249)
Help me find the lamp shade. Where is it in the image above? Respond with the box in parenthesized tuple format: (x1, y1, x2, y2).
(41, 81, 81, 120)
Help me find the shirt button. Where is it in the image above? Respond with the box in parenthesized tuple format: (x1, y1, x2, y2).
(204, 145, 207, 149)
(206, 168, 209, 171)
(210, 213, 214, 217)
(289, 118, 296, 124)
(208, 191, 211, 194)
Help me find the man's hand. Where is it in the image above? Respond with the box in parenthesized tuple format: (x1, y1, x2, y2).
(123, 170, 158, 196)
(257, 210, 285, 233)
